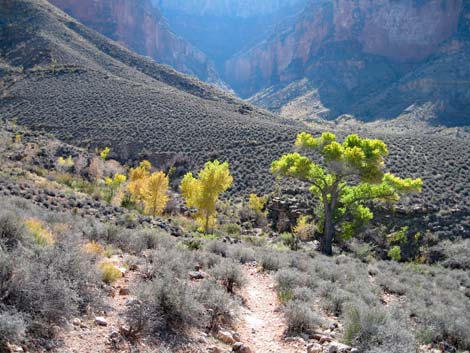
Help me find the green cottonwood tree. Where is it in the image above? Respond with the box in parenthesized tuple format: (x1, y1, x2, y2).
(271, 132, 422, 255)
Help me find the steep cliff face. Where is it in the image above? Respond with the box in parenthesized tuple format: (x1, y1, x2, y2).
(157, 0, 307, 72)
(229, 0, 468, 126)
(155, 0, 307, 18)
(227, 0, 462, 96)
(48, 0, 222, 84)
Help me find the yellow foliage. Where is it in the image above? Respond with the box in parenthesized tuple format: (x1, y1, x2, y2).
(98, 262, 122, 284)
(57, 155, 74, 169)
(15, 134, 22, 144)
(100, 147, 110, 160)
(180, 160, 233, 234)
(83, 241, 104, 255)
(24, 218, 54, 246)
(105, 173, 126, 186)
(141, 171, 170, 216)
(248, 193, 267, 214)
(293, 215, 316, 240)
(128, 160, 152, 202)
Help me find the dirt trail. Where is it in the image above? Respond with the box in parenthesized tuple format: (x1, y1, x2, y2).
(236, 265, 306, 353)
(56, 257, 143, 353)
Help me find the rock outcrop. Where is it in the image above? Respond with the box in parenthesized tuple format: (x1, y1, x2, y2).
(226, 0, 469, 126)
(48, 0, 222, 85)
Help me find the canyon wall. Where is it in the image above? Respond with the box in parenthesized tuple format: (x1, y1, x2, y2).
(226, 0, 463, 97)
(49, 0, 221, 84)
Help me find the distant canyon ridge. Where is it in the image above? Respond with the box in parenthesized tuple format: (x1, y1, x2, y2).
(49, 0, 470, 126)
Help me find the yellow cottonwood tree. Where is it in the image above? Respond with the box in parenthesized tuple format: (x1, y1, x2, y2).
(141, 171, 169, 216)
(128, 160, 152, 203)
(180, 160, 233, 234)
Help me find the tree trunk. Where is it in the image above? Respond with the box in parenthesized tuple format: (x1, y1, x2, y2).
(321, 205, 334, 255)
(204, 210, 210, 234)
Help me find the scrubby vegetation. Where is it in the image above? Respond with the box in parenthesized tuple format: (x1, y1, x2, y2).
(0, 2, 469, 351)
(0, 203, 103, 348)
(0, 120, 469, 353)
(2, 0, 469, 249)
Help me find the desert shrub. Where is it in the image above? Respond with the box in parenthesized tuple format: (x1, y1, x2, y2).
(183, 238, 203, 250)
(0, 309, 28, 344)
(343, 303, 416, 352)
(375, 273, 407, 295)
(242, 234, 267, 247)
(320, 287, 351, 315)
(343, 303, 387, 347)
(283, 300, 324, 335)
(195, 251, 221, 269)
(227, 244, 255, 264)
(83, 222, 121, 245)
(126, 273, 204, 334)
(350, 241, 375, 262)
(205, 240, 228, 257)
(280, 232, 299, 250)
(143, 248, 195, 280)
(0, 211, 25, 249)
(292, 287, 315, 302)
(365, 315, 417, 353)
(224, 223, 241, 236)
(118, 228, 175, 254)
(123, 254, 142, 271)
(258, 249, 286, 271)
(1, 235, 102, 337)
(417, 301, 470, 349)
(98, 262, 122, 284)
(275, 268, 308, 292)
(196, 280, 239, 331)
(438, 239, 470, 270)
(211, 259, 246, 293)
(83, 240, 104, 256)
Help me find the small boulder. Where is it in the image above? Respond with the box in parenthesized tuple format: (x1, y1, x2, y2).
(325, 342, 352, 353)
(7, 344, 24, 353)
(125, 298, 141, 306)
(232, 342, 252, 353)
(119, 287, 130, 295)
(95, 316, 108, 326)
(208, 347, 225, 353)
(189, 271, 205, 280)
(319, 335, 333, 344)
(216, 330, 236, 345)
(307, 342, 323, 353)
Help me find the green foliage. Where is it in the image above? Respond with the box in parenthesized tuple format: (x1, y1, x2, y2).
(180, 160, 233, 234)
(280, 232, 298, 250)
(388, 246, 402, 261)
(388, 226, 408, 244)
(224, 222, 241, 236)
(271, 132, 422, 255)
